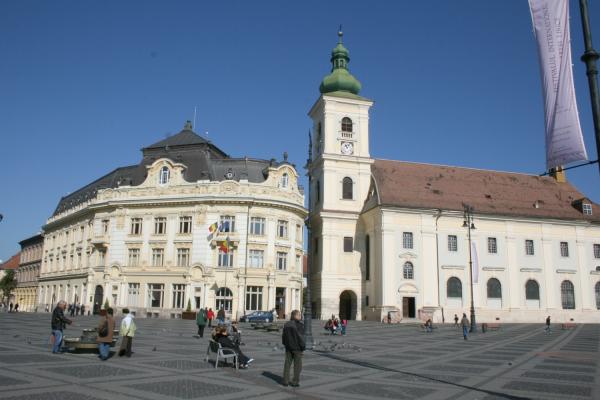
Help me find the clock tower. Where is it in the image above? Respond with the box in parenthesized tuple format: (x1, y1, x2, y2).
(307, 30, 373, 320)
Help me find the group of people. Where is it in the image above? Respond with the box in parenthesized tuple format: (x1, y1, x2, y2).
(2, 302, 19, 312)
(67, 302, 86, 317)
(323, 315, 347, 335)
(50, 301, 136, 360)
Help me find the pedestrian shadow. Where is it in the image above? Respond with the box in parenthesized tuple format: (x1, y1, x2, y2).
(313, 350, 530, 400)
(261, 371, 284, 385)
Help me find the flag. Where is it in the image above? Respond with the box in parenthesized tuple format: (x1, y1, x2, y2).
(208, 222, 218, 234)
(471, 241, 479, 284)
(219, 236, 232, 253)
(529, 0, 588, 169)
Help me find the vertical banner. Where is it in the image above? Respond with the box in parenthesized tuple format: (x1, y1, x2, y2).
(529, 0, 588, 168)
(471, 241, 479, 284)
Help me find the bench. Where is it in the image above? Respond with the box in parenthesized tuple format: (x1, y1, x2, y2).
(561, 323, 576, 329)
(251, 322, 281, 332)
(204, 340, 238, 370)
(63, 328, 119, 351)
(486, 323, 500, 330)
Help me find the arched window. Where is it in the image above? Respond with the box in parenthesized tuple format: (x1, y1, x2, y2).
(342, 177, 353, 199)
(341, 117, 353, 132)
(561, 280, 575, 309)
(159, 166, 170, 185)
(595, 282, 600, 310)
(403, 262, 414, 280)
(216, 287, 233, 311)
(487, 278, 502, 299)
(280, 173, 289, 188)
(447, 277, 462, 298)
(525, 280, 540, 300)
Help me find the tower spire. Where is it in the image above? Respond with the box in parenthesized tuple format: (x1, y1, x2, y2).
(319, 28, 362, 95)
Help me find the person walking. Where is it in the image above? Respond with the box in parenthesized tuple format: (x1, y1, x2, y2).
(217, 308, 226, 324)
(545, 316, 551, 333)
(81, 304, 86, 316)
(196, 308, 207, 338)
(118, 308, 136, 357)
(461, 313, 470, 340)
(97, 307, 115, 361)
(9, 302, 13, 313)
(282, 309, 305, 387)
(51, 300, 73, 353)
(207, 308, 214, 327)
(14, 303, 19, 312)
(454, 314, 459, 327)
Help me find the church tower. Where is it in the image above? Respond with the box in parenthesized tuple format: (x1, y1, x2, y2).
(307, 30, 373, 320)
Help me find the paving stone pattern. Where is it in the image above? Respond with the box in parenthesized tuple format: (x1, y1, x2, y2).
(0, 313, 598, 399)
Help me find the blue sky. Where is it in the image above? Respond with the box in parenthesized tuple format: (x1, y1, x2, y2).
(1, 1, 599, 261)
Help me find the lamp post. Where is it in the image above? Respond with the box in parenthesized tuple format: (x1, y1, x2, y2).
(462, 204, 477, 333)
(302, 131, 314, 349)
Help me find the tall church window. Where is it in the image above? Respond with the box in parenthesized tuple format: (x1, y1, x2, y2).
(525, 280, 540, 300)
(159, 166, 170, 185)
(487, 278, 502, 299)
(403, 232, 413, 249)
(561, 280, 575, 309)
(365, 235, 370, 281)
(342, 177, 353, 199)
(341, 117, 353, 132)
(596, 282, 600, 309)
(447, 277, 462, 298)
(403, 262, 414, 280)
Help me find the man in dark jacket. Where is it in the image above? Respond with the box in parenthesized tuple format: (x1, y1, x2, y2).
(282, 309, 305, 387)
(51, 300, 73, 353)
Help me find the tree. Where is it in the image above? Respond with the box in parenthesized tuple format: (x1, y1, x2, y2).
(0, 270, 17, 304)
(186, 298, 192, 312)
(103, 298, 110, 310)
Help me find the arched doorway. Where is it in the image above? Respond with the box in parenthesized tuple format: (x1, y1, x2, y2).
(93, 285, 103, 315)
(339, 290, 357, 320)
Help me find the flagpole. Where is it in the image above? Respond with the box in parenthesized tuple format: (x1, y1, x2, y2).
(579, 0, 600, 174)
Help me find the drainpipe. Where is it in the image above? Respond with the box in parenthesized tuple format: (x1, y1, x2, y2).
(435, 209, 444, 323)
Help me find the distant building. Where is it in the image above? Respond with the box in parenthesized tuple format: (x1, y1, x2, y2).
(307, 32, 600, 323)
(0, 252, 21, 305)
(15, 234, 43, 311)
(38, 122, 305, 319)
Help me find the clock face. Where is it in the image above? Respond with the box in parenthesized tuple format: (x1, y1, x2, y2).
(341, 142, 354, 155)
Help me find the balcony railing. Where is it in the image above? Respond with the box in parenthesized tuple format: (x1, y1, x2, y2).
(340, 131, 354, 139)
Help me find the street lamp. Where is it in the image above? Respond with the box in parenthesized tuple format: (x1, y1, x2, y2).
(302, 131, 314, 349)
(462, 204, 477, 333)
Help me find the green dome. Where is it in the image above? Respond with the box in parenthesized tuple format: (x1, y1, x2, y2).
(319, 30, 361, 95)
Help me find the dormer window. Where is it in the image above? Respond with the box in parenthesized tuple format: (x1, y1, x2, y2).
(159, 166, 170, 185)
(280, 173, 289, 188)
(341, 117, 353, 132)
(583, 203, 593, 215)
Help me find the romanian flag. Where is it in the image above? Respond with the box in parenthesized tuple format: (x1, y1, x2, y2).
(219, 236, 232, 253)
(208, 222, 218, 234)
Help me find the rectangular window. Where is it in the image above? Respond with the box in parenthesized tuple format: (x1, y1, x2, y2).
(177, 248, 190, 267)
(487, 237, 497, 254)
(525, 239, 535, 256)
(218, 249, 234, 267)
(148, 283, 164, 308)
(179, 216, 192, 234)
(245, 286, 263, 311)
(130, 218, 142, 235)
(560, 241, 569, 257)
(98, 250, 105, 266)
(128, 248, 140, 267)
(583, 203, 593, 215)
(594, 244, 600, 259)
(448, 235, 458, 252)
(277, 220, 288, 238)
(365, 235, 370, 281)
(152, 248, 164, 266)
(172, 284, 185, 309)
(402, 232, 413, 249)
(277, 251, 287, 270)
(344, 237, 353, 252)
(296, 254, 301, 272)
(249, 217, 265, 236)
(296, 224, 302, 242)
(101, 220, 109, 234)
(365, 295, 369, 307)
(219, 215, 235, 232)
(127, 283, 140, 307)
(248, 249, 264, 268)
(154, 217, 167, 235)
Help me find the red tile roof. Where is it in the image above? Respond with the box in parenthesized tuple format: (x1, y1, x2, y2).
(371, 159, 600, 222)
(0, 253, 21, 270)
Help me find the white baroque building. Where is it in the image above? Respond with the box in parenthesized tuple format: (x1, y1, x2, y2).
(38, 122, 305, 319)
(308, 33, 600, 323)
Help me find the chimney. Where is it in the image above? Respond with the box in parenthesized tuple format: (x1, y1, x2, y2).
(549, 166, 566, 182)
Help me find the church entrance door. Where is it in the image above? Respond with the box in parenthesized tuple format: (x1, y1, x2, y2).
(402, 297, 416, 318)
(339, 290, 357, 320)
(93, 285, 103, 315)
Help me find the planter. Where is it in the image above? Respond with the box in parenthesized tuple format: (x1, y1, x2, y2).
(182, 311, 197, 320)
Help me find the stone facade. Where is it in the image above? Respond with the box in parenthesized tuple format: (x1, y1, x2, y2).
(15, 234, 43, 311)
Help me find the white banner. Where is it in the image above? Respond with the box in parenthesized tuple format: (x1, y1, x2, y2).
(471, 241, 479, 284)
(529, 0, 588, 168)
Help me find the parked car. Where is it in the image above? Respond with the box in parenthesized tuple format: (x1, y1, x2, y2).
(239, 311, 273, 323)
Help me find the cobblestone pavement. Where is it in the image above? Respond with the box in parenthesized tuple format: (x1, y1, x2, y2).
(0, 313, 598, 399)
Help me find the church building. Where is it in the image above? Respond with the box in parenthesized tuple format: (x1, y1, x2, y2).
(308, 32, 600, 323)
